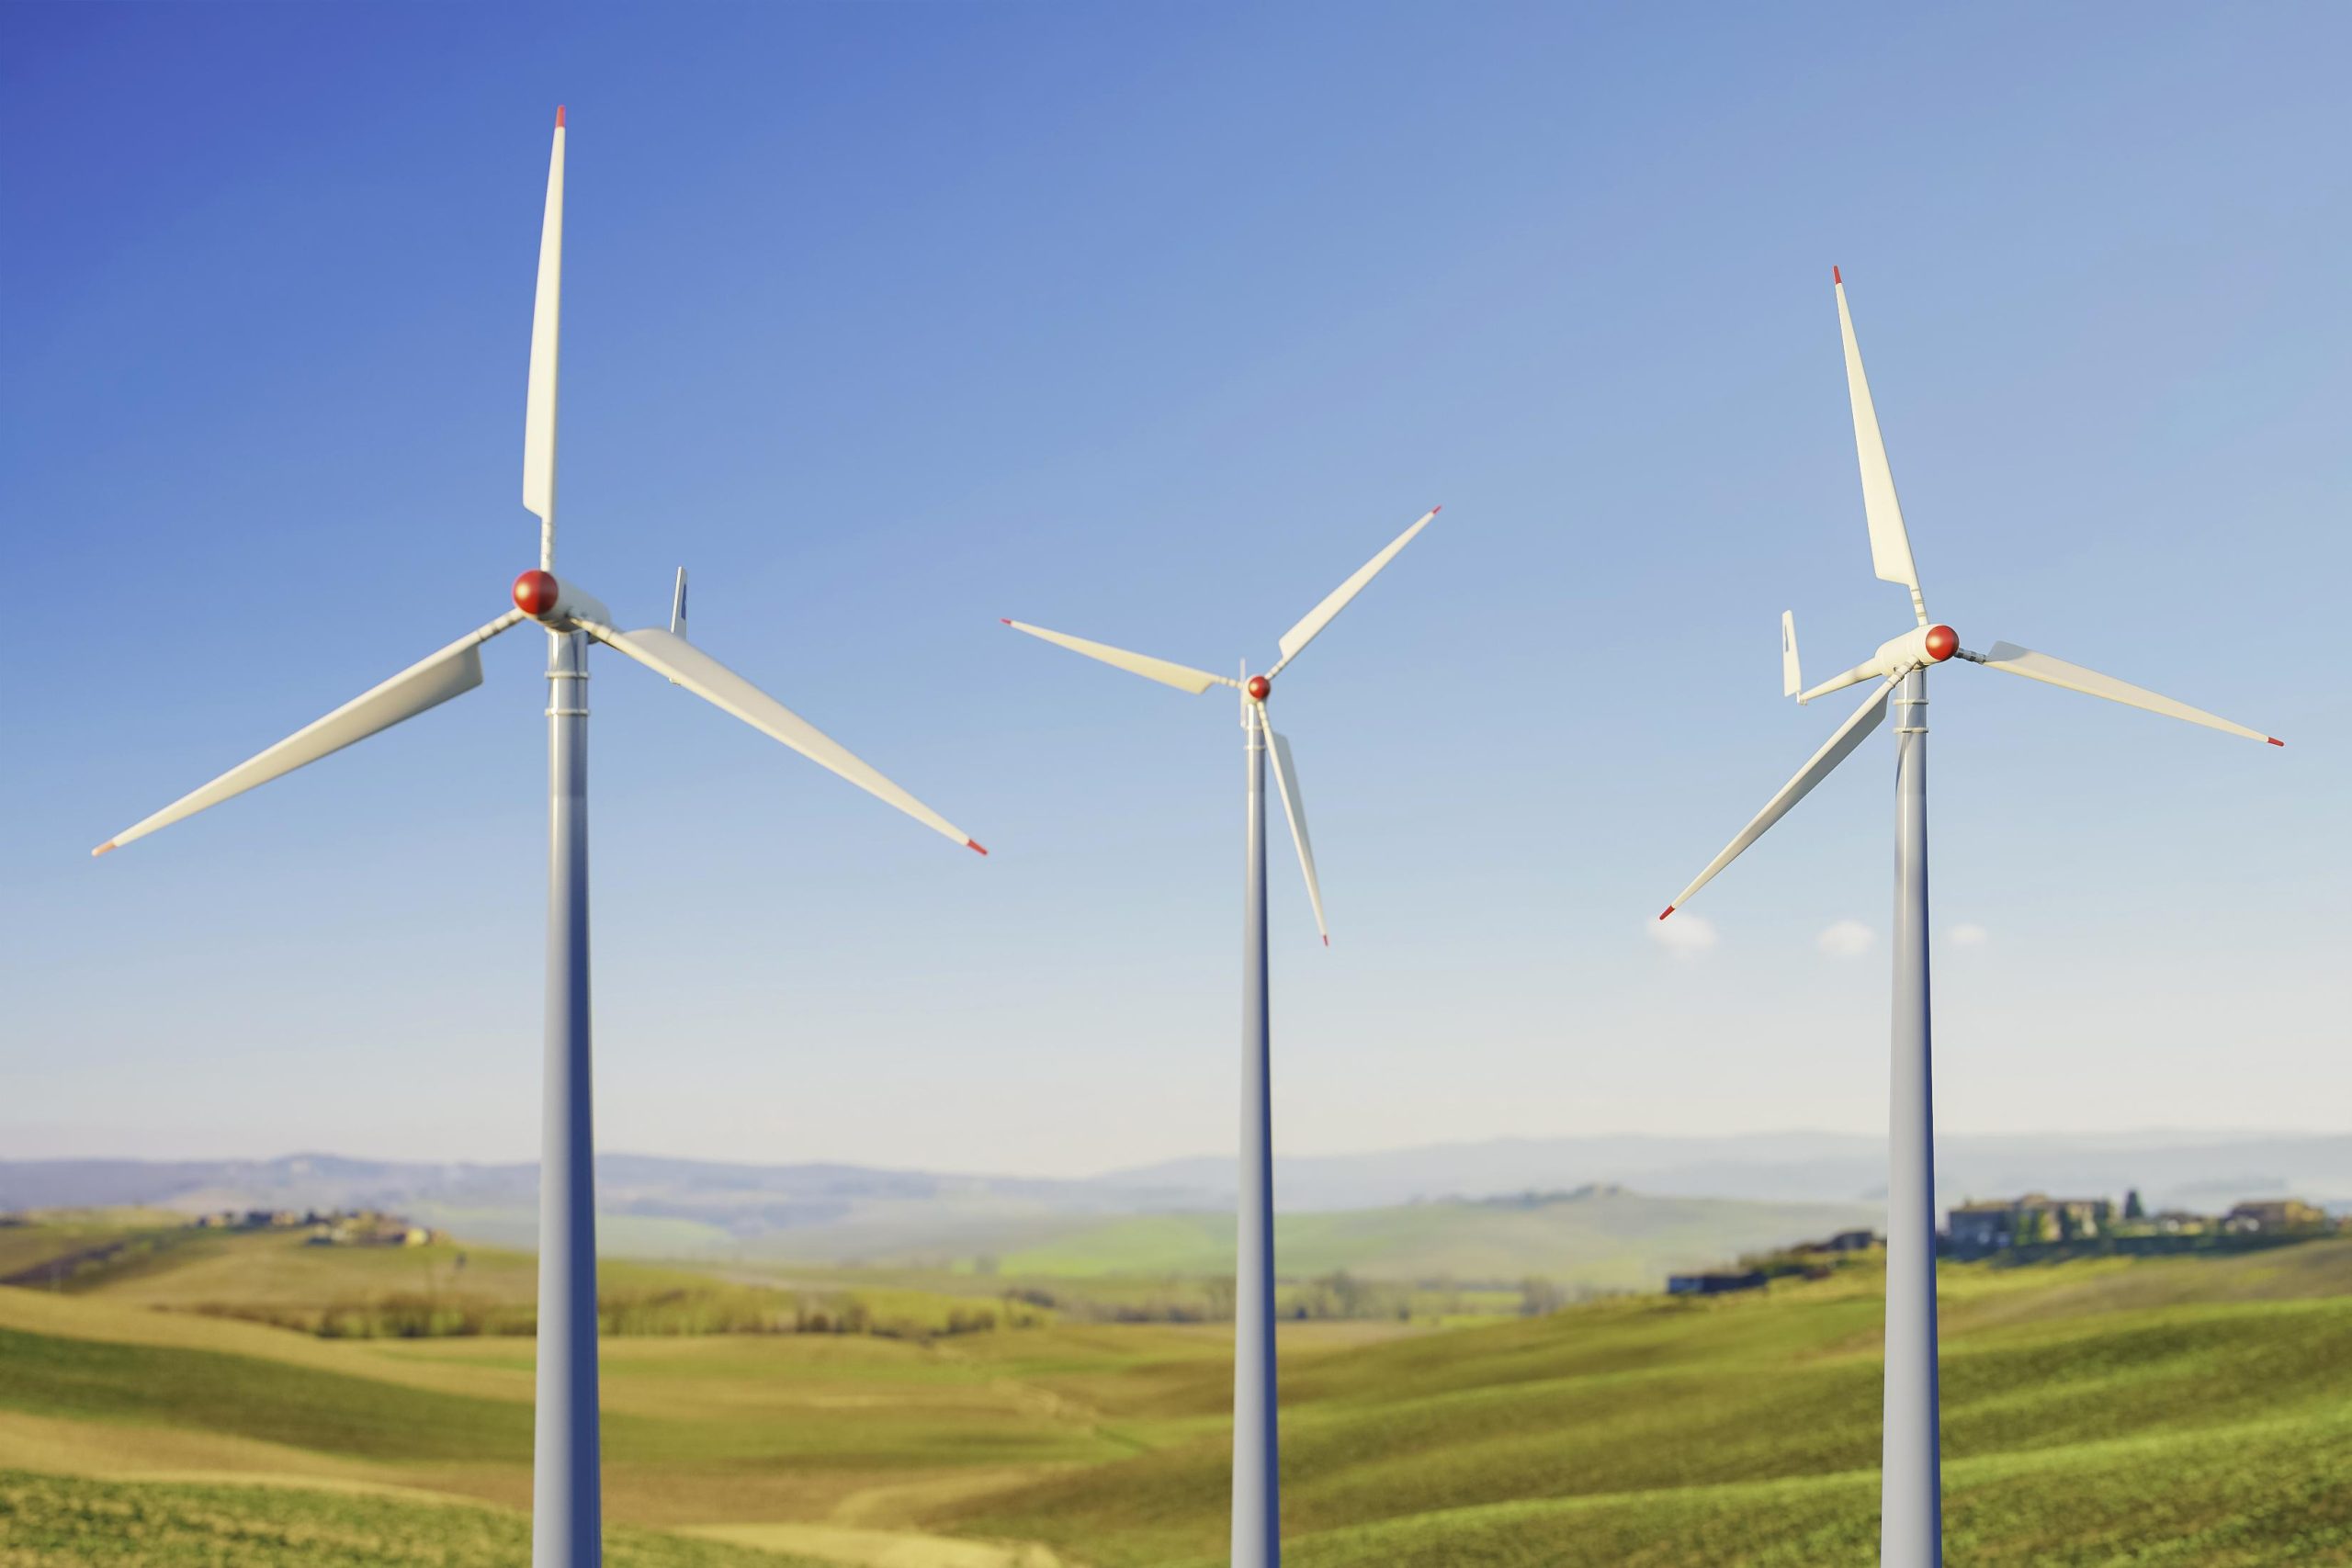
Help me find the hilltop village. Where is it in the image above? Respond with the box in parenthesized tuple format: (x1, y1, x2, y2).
(1670, 1190, 2339, 1296)
(188, 1208, 445, 1247)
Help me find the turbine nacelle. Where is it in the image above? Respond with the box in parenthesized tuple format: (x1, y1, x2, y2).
(1798, 623, 1962, 704)
(512, 569, 612, 631)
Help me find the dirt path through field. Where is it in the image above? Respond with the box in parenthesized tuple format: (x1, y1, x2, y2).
(681, 1522, 1072, 1568)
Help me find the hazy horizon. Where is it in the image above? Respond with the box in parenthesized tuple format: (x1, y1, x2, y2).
(2, 1121, 2333, 1184)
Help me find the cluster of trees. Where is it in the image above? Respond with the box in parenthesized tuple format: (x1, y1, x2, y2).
(1287, 1270, 1410, 1321)
(196, 1284, 1043, 1342)
(794, 1301, 1012, 1338)
(1030, 1282, 1227, 1325)
(1020, 1270, 1585, 1324)
(1519, 1277, 1571, 1315)
(198, 1269, 1602, 1339)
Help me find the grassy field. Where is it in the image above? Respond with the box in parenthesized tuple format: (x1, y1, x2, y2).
(939, 1243, 2352, 1565)
(384, 1184, 1878, 1297)
(0, 1469, 827, 1568)
(0, 1211, 210, 1290)
(17, 1211, 1522, 1333)
(988, 1190, 1873, 1289)
(7, 1222, 2352, 1564)
(10, 1186, 1887, 1337)
(16, 1218, 1056, 1340)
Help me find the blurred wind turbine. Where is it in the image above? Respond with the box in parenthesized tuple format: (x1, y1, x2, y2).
(1661, 268, 2278, 1567)
(92, 110, 985, 1567)
(1002, 505, 1439, 1568)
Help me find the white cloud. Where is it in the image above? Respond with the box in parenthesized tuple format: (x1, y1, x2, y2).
(1647, 912, 1719, 958)
(1817, 919, 1876, 958)
(1950, 922, 1990, 948)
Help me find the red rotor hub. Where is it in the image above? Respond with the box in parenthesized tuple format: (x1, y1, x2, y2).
(513, 570, 560, 616)
(1246, 675, 1271, 701)
(1924, 625, 1958, 662)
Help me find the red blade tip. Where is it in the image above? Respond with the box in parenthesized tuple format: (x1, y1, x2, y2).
(1430, 504, 1442, 514)
(1658, 906, 1675, 920)
(556, 106, 566, 128)
(1832, 265, 1842, 285)
(92, 840, 117, 858)
(1000, 618, 1013, 626)
(1322, 934, 1330, 947)
(966, 839, 988, 855)
(2268, 737, 2284, 746)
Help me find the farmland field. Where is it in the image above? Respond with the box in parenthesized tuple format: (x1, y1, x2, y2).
(986, 1189, 1875, 1289)
(6, 1214, 2352, 1564)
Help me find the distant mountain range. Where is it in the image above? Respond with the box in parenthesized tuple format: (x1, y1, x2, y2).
(1, 1132, 2335, 1269)
(1101, 1130, 2352, 1213)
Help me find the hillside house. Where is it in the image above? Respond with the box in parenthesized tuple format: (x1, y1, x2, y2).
(2223, 1199, 2330, 1234)
(1947, 1194, 2115, 1255)
(283, 1209, 438, 1247)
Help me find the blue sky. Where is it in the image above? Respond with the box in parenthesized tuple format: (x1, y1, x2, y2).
(4, 4, 2346, 1177)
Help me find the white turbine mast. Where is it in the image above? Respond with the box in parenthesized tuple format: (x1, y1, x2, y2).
(1001, 502, 1440, 1568)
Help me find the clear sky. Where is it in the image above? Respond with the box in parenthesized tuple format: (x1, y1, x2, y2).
(4, 4, 2346, 1178)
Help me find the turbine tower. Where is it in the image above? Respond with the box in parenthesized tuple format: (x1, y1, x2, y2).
(1002, 505, 1438, 1568)
(92, 110, 986, 1567)
(1660, 269, 2278, 1567)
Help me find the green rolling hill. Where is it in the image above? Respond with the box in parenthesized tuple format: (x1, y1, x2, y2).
(6, 1223, 2352, 1564)
(989, 1188, 1877, 1289)
(944, 1240, 2352, 1564)
(6, 1185, 1881, 1306)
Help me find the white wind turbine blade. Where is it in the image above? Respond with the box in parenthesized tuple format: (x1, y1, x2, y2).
(522, 107, 566, 567)
(1000, 619, 1238, 694)
(1661, 672, 1900, 917)
(94, 611, 528, 855)
(1264, 728, 1328, 945)
(1979, 642, 2279, 745)
(1835, 269, 1927, 625)
(1268, 507, 1441, 676)
(1781, 611, 1803, 700)
(1800, 658, 1889, 705)
(589, 624, 986, 852)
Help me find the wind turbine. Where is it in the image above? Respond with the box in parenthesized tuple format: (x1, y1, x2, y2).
(1002, 505, 1438, 1568)
(91, 109, 985, 1567)
(1659, 268, 2278, 1567)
